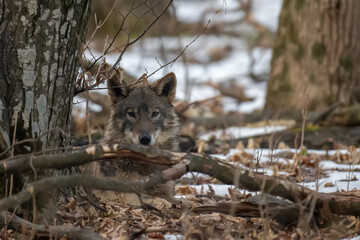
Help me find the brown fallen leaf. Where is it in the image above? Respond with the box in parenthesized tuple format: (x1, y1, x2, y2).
(324, 182, 335, 187)
(147, 232, 165, 239)
(177, 185, 198, 195)
(230, 151, 253, 163)
(65, 197, 77, 211)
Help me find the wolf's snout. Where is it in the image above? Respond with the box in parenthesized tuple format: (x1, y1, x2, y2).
(139, 134, 151, 145)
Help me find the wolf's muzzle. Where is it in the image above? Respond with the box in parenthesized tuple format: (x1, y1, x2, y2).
(139, 134, 151, 145)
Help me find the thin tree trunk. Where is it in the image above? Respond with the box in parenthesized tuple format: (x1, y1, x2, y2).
(265, 0, 360, 110)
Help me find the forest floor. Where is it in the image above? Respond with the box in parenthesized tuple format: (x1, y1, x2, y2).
(51, 144, 360, 239)
(4, 0, 360, 239)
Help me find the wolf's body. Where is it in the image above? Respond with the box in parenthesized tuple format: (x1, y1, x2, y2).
(83, 72, 180, 205)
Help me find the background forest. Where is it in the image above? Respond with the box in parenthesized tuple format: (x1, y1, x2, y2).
(1, 0, 360, 239)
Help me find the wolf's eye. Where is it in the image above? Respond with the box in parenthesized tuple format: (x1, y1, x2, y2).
(151, 111, 159, 117)
(127, 111, 136, 118)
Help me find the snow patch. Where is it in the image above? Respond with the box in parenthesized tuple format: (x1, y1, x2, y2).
(200, 125, 287, 140)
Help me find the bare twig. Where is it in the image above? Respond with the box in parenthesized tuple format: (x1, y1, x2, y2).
(84, 0, 135, 71)
(147, 20, 210, 79)
(85, 81, 93, 144)
(4, 179, 8, 239)
(76, 1, 166, 94)
(300, 97, 308, 155)
(111, 0, 174, 73)
(82, 0, 118, 56)
(0, 127, 70, 159)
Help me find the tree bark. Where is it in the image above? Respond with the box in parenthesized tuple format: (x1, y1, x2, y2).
(265, 0, 360, 110)
(0, 0, 91, 223)
(0, 0, 91, 153)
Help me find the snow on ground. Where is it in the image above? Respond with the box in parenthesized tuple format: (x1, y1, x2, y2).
(176, 148, 360, 198)
(199, 125, 287, 140)
(164, 234, 183, 240)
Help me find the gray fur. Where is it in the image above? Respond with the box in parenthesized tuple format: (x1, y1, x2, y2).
(104, 84, 180, 151)
(88, 73, 180, 202)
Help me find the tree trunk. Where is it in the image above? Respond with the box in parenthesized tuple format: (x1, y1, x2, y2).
(265, 0, 360, 111)
(0, 0, 91, 222)
(0, 0, 91, 153)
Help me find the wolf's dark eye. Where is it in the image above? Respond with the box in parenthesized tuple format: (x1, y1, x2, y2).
(127, 111, 136, 118)
(152, 111, 159, 117)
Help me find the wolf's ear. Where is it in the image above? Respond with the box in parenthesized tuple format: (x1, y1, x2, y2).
(107, 74, 129, 103)
(152, 73, 177, 102)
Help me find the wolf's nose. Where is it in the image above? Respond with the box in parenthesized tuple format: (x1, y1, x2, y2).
(139, 134, 151, 145)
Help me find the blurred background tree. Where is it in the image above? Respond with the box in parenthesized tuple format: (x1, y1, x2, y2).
(265, 0, 360, 110)
(75, 0, 360, 147)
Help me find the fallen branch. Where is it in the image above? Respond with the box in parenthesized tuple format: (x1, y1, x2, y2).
(0, 212, 105, 240)
(1, 143, 360, 218)
(0, 143, 182, 175)
(192, 194, 303, 226)
(0, 163, 187, 212)
(185, 153, 360, 217)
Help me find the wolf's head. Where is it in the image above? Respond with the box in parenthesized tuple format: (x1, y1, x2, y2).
(104, 73, 180, 151)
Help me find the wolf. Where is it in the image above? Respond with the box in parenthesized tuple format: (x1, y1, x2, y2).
(84, 72, 180, 204)
(104, 72, 180, 151)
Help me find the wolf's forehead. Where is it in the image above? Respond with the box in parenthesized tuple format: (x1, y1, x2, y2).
(125, 98, 162, 109)
(120, 88, 166, 110)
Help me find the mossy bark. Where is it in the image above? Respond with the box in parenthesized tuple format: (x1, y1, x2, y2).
(265, 0, 360, 110)
(0, 0, 91, 222)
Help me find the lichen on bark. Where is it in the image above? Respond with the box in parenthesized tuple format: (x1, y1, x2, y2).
(0, 0, 92, 223)
(1, 0, 91, 151)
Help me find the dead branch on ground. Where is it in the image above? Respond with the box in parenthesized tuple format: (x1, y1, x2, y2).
(193, 194, 302, 226)
(1, 143, 360, 219)
(0, 144, 181, 175)
(0, 212, 105, 240)
(0, 162, 187, 212)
